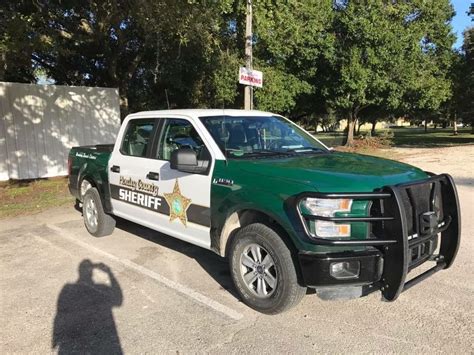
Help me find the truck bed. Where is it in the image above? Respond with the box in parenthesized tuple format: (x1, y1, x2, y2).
(68, 144, 114, 202)
(75, 144, 114, 152)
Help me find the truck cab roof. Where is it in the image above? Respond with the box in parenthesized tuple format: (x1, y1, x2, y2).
(127, 109, 275, 119)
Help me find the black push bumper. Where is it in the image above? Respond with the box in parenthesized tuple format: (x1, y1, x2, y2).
(295, 173, 461, 301)
(299, 249, 383, 286)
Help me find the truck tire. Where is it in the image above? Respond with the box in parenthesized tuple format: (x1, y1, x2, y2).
(229, 223, 306, 314)
(83, 187, 115, 237)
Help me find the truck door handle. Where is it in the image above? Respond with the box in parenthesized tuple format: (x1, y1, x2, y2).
(146, 172, 160, 181)
(110, 165, 120, 173)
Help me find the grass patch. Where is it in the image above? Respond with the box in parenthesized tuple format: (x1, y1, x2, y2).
(391, 127, 473, 147)
(314, 131, 346, 147)
(0, 177, 74, 219)
(314, 127, 474, 148)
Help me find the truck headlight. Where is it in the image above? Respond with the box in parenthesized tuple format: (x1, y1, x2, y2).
(315, 220, 351, 238)
(302, 198, 352, 217)
(300, 198, 353, 238)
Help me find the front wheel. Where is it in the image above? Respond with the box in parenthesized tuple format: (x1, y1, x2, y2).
(229, 223, 306, 314)
(83, 187, 115, 237)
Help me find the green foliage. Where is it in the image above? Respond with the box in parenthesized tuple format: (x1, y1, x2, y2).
(460, 27, 474, 126)
(254, 63, 311, 113)
(252, 0, 333, 113)
(316, 0, 456, 145)
(0, 3, 39, 82)
(210, 52, 240, 108)
(0, 0, 465, 138)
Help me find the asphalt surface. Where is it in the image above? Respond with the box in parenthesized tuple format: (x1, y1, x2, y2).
(1, 146, 473, 353)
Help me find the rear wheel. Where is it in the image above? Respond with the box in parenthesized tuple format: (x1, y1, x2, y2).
(83, 188, 115, 237)
(229, 223, 306, 314)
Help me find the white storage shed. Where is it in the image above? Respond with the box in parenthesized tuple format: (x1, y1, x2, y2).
(0, 82, 121, 180)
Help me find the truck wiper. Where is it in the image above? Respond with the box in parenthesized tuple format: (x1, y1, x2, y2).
(245, 150, 291, 156)
(230, 149, 294, 159)
(285, 147, 327, 154)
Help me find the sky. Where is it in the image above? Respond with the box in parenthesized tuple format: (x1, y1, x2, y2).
(452, 0, 472, 48)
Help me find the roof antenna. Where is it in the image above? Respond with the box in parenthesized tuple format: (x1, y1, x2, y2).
(165, 89, 170, 109)
(224, 114, 228, 166)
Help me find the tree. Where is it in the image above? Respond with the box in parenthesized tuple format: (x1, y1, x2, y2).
(0, 2, 39, 82)
(1, 0, 459, 134)
(12, 0, 156, 115)
(460, 26, 474, 132)
(439, 51, 465, 135)
(132, 0, 239, 111)
(251, 0, 333, 115)
(317, 0, 455, 145)
(358, 105, 396, 136)
(1, 0, 238, 115)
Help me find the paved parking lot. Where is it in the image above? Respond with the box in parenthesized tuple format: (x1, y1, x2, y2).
(1, 146, 473, 353)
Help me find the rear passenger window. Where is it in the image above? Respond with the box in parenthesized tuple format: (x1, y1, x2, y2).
(121, 119, 155, 157)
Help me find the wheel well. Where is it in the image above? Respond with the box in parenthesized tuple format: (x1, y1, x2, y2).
(79, 177, 97, 200)
(79, 176, 113, 214)
(220, 209, 297, 258)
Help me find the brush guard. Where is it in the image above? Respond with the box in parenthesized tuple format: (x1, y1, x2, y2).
(296, 173, 461, 301)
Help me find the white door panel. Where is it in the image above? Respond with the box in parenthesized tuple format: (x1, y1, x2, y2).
(108, 116, 213, 250)
(113, 208, 210, 249)
(158, 162, 211, 208)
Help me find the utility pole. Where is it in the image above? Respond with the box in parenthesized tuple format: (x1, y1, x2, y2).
(244, 0, 253, 110)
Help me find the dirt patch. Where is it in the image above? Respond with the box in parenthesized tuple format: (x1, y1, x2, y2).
(391, 145, 474, 187)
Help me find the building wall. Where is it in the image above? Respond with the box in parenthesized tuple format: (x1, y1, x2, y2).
(337, 117, 411, 131)
(0, 82, 120, 180)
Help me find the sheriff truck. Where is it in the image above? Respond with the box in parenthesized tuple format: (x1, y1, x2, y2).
(68, 109, 460, 314)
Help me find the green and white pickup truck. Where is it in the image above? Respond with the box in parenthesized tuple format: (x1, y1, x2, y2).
(68, 109, 461, 314)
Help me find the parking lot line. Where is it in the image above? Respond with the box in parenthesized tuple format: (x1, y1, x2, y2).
(44, 224, 244, 321)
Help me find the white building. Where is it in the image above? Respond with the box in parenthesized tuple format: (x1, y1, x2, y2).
(0, 82, 120, 180)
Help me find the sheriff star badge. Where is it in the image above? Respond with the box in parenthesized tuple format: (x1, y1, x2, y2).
(163, 179, 192, 227)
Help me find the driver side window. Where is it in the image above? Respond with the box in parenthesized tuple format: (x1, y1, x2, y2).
(156, 118, 207, 161)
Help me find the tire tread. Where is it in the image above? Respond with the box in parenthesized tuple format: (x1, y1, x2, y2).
(229, 223, 306, 314)
(83, 188, 115, 237)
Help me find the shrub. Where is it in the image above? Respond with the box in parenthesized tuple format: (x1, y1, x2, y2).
(352, 130, 394, 149)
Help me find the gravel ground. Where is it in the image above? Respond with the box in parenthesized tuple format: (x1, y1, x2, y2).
(1, 146, 473, 354)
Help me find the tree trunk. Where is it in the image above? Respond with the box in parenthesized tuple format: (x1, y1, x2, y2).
(344, 116, 355, 146)
(119, 90, 129, 121)
(424, 120, 428, 133)
(371, 121, 377, 136)
(453, 114, 458, 136)
(0, 51, 5, 80)
(357, 120, 363, 135)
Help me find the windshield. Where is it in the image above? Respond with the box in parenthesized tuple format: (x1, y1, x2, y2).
(199, 115, 328, 159)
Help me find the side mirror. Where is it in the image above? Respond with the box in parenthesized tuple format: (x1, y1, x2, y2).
(170, 148, 209, 174)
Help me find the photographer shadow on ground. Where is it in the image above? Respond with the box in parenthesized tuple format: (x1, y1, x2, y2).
(52, 259, 123, 355)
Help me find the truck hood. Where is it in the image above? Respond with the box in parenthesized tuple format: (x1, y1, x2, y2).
(233, 152, 428, 192)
